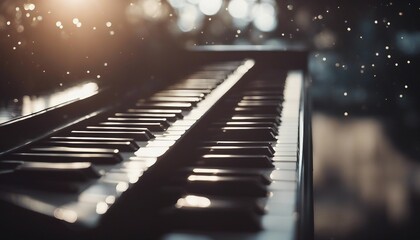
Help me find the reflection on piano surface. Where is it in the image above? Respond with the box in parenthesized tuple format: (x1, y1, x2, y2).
(0, 1, 312, 239)
(0, 81, 99, 124)
(0, 56, 312, 239)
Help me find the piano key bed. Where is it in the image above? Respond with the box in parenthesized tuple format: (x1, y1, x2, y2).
(0, 59, 312, 239)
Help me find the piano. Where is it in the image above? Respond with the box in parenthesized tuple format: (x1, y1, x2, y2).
(0, 1, 313, 239)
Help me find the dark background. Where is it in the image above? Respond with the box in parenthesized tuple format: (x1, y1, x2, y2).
(282, 1, 420, 239)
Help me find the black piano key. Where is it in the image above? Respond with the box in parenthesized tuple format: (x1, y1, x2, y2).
(29, 146, 120, 154)
(0, 161, 101, 193)
(86, 126, 155, 134)
(5, 161, 101, 181)
(106, 117, 170, 128)
(207, 127, 277, 141)
(185, 76, 220, 82)
(180, 83, 221, 89)
(9, 152, 123, 164)
(229, 115, 281, 125)
(114, 113, 178, 122)
(183, 167, 271, 185)
(197, 154, 274, 168)
(159, 85, 214, 90)
(246, 83, 285, 90)
(237, 100, 282, 106)
(154, 89, 211, 96)
(71, 130, 154, 140)
(0, 172, 85, 193)
(242, 95, 283, 101)
(198, 146, 274, 157)
(0, 161, 20, 171)
(40, 140, 139, 152)
(169, 78, 223, 85)
(201, 141, 275, 153)
(242, 90, 284, 95)
(179, 76, 222, 81)
(163, 195, 262, 231)
(236, 103, 282, 115)
(213, 121, 279, 133)
(234, 106, 282, 115)
(168, 84, 216, 91)
(135, 102, 193, 111)
(127, 109, 184, 119)
(185, 175, 268, 197)
(148, 96, 201, 105)
(98, 122, 167, 132)
(50, 136, 135, 142)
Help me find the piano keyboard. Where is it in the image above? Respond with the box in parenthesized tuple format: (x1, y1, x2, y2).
(0, 59, 311, 239)
(161, 69, 303, 240)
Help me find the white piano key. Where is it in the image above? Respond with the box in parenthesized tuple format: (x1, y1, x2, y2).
(270, 170, 297, 181)
(272, 156, 298, 162)
(261, 215, 297, 233)
(273, 162, 297, 171)
(268, 181, 298, 191)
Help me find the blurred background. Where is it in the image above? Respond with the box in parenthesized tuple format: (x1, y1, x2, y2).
(1, 0, 420, 239)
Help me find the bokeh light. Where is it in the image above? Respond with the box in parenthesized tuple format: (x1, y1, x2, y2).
(198, 0, 222, 16)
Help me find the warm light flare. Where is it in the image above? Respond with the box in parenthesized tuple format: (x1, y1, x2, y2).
(21, 82, 98, 116)
(46, 0, 87, 8)
(23, 3, 36, 11)
(43, 0, 114, 22)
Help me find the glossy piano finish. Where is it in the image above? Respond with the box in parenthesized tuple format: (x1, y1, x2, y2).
(0, 82, 100, 125)
(161, 68, 312, 240)
(0, 51, 312, 239)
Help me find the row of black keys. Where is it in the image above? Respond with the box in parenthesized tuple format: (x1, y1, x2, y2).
(158, 74, 287, 232)
(0, 62, 244, 191)
(0, 62, 290, 234)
